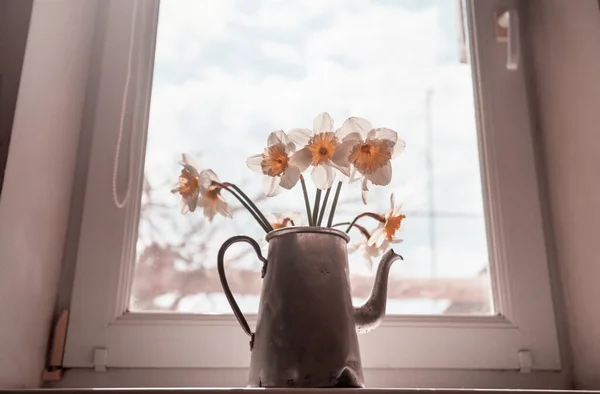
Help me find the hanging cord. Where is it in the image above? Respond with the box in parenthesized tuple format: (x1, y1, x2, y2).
(112, 0, 139, 208)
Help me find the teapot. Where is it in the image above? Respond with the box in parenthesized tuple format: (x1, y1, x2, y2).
(218, 226, 402, 388)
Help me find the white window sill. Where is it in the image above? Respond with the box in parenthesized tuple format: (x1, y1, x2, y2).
(38, 388, 581, 394)
(44, 368, 571, 390)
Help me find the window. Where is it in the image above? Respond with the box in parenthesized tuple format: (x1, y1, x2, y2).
(132, 0, 491, 317)
(63, 0, 562, 386)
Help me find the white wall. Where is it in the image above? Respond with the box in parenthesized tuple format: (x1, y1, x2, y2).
(0, 0, 97, 388)
(527, 0, 600, 389)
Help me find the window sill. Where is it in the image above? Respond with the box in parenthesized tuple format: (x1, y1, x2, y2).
(44, 368, 570, 390)
(34, 389, 583, 394)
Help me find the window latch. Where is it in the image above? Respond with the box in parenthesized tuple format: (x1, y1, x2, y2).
(518, 349, 533, 373)
(495, 8, 520, 70)
(93, 348, 108, 372)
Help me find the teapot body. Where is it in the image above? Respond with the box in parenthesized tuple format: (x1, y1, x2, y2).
(248, 227, 363, 388)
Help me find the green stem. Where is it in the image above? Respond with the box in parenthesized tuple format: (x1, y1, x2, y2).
(316, 187, 332, 226)
(223, 182, 273, 232)
(219, 184, 270, 234)
(332, 222, 372, 240)
(345, 212, 385, 233)
(312, 189, 322, 227)
(326, 182, 343, 227)
(300, 175, 313, 226)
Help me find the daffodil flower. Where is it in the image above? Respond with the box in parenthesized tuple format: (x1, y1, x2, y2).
(170, 154, 232, 221)
(332, 117, 406, 204)
(288, 112, 356, 190)
(196, 169, 232, 222)
(368, 193, 406, 248)
(171, 153, 203, 214)
(349, 239, 387, 271)
(246, 130, 302, 197)
(267, 212, 302, 229)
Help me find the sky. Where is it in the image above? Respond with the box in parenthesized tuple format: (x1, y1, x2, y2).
(135, 0, 491, 314)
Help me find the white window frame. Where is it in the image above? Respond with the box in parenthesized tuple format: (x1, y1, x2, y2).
(62, 0, 563, 387)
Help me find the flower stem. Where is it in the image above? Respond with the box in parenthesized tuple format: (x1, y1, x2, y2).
(312, 189, 321, 227)
(326, 181, 343, 227)
(300, 175, 313, 226)
(223, 182, 273, 232)
(332, 222, 372, 240)
(281, 218, 295, 227)
(316, 186, 332, 226)
(218, 184, 271, 233)
(345, 212, 386, 233)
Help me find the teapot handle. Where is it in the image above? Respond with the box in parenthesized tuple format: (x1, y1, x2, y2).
(217, 235, 268, 351)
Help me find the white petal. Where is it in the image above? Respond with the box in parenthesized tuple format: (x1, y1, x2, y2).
(180, 199, 190, 214)
(389, 193, 395, 215)
(265, 212, 278, 225)
(341, 132, 363, 142)
(329, 160, 350, 177)
(198, 169, 220, 193)
(393, 136, 406, 158)
(179, 154, 200, 177)
(180, 153, 197, 168)
(205, 169, 220, 182)
(337, 117, 372, 140)
(368, 228, 387, 248)
(288, 128, 312, 147)
(311, 164, 335, 190)
(246, 154, 263, 173)
(199, 199, 217, 222)
(393, 202, 404, 217)
(379, 239, 391, 251)
(267, 130, 289, 146)
(361, 177, 369, 205)
(332, 140, 358, 169)
(313, 112, 334, 134)
(280, 166, 301, 189)
(187, 196, 198, 213)
(198, 172, 211, 193)
(216, 197, 232, 219)
(263, 175, 283, 197)
(366, 241, 384, 258)
(337, 171, 350, 184)
(289, 147, 312, 172)
(349, 167, 361, 183)
(366, 161, 392, 186)
(347, 243, 362, 253)
(367, 127, 398, 144)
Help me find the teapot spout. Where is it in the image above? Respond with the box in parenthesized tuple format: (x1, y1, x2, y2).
(353, 249, 403, 333)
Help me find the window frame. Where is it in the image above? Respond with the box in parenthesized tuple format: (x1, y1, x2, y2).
(63, 0, 562, 383)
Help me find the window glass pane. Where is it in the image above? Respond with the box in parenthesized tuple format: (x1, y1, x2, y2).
(131, 0, 493, 315)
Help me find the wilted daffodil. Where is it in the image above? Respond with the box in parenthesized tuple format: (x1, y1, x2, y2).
(368, 193, 406, 248)
(246, 130, 302, 197)
(197, 169, 232, 222)
(266, 212, 302, 229)
(171, 154, 232, 221)
(335, 219, 402, 271)
(334, 117, 406, 204)
(170, 154, 203, 214)
(287, 112, 354, 190)
(349, 235, 403, 272)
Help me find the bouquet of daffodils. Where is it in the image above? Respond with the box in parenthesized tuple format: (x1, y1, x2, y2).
(172, 112, 406, 264)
